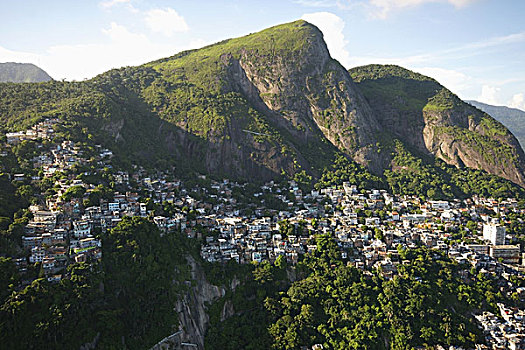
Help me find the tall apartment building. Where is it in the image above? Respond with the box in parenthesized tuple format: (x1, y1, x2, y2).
(483, 224, 506, 245)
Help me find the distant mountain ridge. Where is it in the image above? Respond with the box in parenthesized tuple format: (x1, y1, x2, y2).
(466, 100, 525, 149)
(0, 62, 52, 83)
(0, 20, 524, 193)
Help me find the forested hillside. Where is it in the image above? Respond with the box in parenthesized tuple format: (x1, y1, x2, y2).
(0, 217, 194, 349)
(204, 235, 507, 349)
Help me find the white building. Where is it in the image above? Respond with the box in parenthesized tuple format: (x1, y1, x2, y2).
(73, 220, 91, 238)
(108, 202, 120, 212)
(365, 217, 381, 226)
(429, 200, 450, 210)
(42, 257, 56, 270)
(29, 247, 45, 263)
(483, 224, 506, 246)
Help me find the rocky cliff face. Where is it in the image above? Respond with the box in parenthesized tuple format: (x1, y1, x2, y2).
(350, 64, 525, 187)
(232, 30, 384, 173)
(148, 255, 233, 350)
(422, 95, 525, 186)
(174, 256, 225, 349)
(144, 20, 389, 179)
(217, 21, 386, 174)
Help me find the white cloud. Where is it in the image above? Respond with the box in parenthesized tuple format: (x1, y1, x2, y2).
(101, 21, 142, 41)
(347, 53, 429, 68)
(509, 93, 525, 111)
(478, 85, 501, 106)
(448, 0, 477, 6)
(44, 22, 171, 80)
(369, 0, 477, 19)
(0, 21, 206, 81)
(346, 30, 525, 70)
(144, 8, 189, 36)
(0, 46, 41, 64)
(299, 12, 477, 96)
(100, 0, 130, 9)
(459, 32, 525, 53)
(301, 12, 351, 67)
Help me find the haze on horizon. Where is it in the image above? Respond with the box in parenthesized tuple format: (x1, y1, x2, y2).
(1, 0, 524, 110)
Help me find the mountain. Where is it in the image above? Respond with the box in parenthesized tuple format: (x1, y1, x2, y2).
(466, 100, 525, 148)
(0, 62, 52, 83)
(0, 20, 524, 191)
(349, 64, 525, 187)
(0, 21, 374, 181)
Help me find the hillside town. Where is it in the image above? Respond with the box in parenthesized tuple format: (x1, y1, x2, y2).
(3, 119, 525, 349)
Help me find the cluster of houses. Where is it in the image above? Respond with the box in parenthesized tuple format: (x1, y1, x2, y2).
(475, 302, 525, 349)
(5, 118, 59, 144)
(199, 182, 523, 271)
(4, 119, 525, 348)
(37, 140, 86, 177)
(21, 205, 102, 281)
(4, 119, 112, 280)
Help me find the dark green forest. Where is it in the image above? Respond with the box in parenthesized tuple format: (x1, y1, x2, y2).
(0, 217, 193, 349)
(203, 236, 506, 350)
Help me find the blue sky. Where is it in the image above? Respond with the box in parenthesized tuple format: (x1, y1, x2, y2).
(1, 0, 524, 109)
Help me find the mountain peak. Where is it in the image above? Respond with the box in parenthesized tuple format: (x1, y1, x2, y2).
(350, 64, 437, 83)
(151, 19, 327, 67)
(240, 19, 324, 43)
(0, 62, 52, 83)
(146, 19, 332, 97)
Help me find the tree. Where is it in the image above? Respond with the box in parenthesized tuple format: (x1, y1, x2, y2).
(374, 228, 384, 241)
(61, 185, 86, 202)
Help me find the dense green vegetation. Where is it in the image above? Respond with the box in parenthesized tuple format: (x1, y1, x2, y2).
(0, 147, 38, 254)
(350, 64, 435, 83)
(385, 140, 525, 199)
(0, 76, 185, 172)
(204, 259, 287, 350)
(315, 153, 384, 190)
(423, 88, 462, 112)
(0, 173, 28, 219)
(350, 64, 438, 115)
(0, 217, 194, 349)
(314, 140, 524, 200)
(205, 236, 499, 350)
(0, 262, 103, 349)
